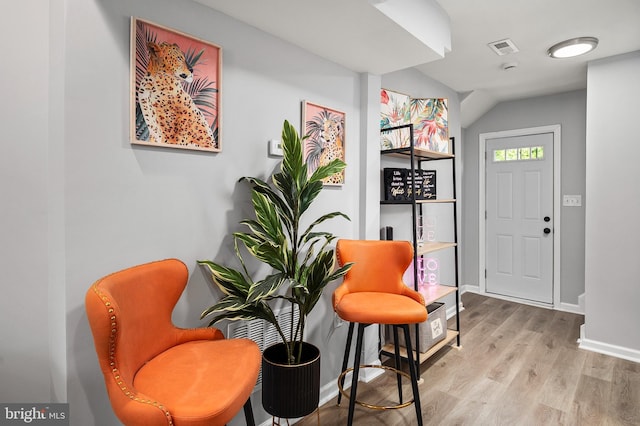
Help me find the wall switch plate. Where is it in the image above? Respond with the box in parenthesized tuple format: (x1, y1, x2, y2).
(563, 195, 582, 207)
(268, 139, 283, 157)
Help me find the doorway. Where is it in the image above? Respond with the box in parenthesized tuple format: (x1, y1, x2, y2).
(478, 125, 561, 307)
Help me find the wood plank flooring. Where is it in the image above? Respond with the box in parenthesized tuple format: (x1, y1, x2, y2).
(297, 292, 640, 425)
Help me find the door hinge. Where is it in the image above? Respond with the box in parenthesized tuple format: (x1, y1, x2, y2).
(485, 269, 487, 278)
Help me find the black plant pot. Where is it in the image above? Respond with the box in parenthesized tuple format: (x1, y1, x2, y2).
(262, 342, 321, 418)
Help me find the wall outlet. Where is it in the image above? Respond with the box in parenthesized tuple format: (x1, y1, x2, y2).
(563, 194, 582, 207)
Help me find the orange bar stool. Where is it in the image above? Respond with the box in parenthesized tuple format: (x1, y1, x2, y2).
(333, 239, 426, 426)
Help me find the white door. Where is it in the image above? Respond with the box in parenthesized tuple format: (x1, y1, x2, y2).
(485, 133, 553, 303)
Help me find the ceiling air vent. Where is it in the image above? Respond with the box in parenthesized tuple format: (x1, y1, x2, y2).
(488, 38, 519, 56)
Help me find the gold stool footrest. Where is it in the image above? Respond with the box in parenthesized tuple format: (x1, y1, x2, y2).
(337, 364, 414, 410)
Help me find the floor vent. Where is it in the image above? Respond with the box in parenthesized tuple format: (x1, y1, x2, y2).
(227, 306, 300, 392)
(488, 38, 519, 56)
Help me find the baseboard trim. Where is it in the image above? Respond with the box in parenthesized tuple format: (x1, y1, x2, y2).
(557, 292, 585, 314)
(318, 379, 340, 409)
(558, 301, 583, 314)
(467, 289, 554, 310)
(579, 324, 640, 363)
(460, 284, 479, 294)
(446, 303, 464, 319)
(462, 285, 585, 314)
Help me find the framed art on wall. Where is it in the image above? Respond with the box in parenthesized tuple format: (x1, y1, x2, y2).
(131, 17, 222, 152)
(380, 88, 411, 150)
(410, 98, 449, 153)
(302, 101, 346, 186)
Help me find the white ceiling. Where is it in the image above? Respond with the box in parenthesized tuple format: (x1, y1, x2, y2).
(194, 0, 640, 126)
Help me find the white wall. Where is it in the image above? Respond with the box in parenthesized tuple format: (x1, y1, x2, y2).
(583, 51, 640, 360)
(0, 0, 64, 403)
(463, 90, 587, 306)
(61, 0, 367, 424)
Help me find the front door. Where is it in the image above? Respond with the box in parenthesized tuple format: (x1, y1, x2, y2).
(485, 132, 553, 303)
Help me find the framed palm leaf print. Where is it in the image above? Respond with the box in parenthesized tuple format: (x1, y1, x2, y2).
(302, 101, 346, 186)
(380, 88, 411, 150)
(131, 18, 221, 152)
(410, 98, 449, 153)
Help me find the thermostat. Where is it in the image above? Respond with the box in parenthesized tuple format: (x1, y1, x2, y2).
(268, 139, 283, 157)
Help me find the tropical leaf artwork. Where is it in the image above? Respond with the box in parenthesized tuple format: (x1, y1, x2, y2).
(410, 98, 449, 153)
(380, 89, 411, 150)
(380, 89, 411, 128)
(132, 19, 220, 149)
(380, 126, 411, 151)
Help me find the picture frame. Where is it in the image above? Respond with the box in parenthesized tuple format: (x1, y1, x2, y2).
(380, 126, 411, 151)
(380, 88, 411, 150)
(131, 17, 222, 152)
(410, 98, 449, 153)
(302, 101, 346, 186)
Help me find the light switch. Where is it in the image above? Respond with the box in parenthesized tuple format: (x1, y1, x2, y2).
(562, 195, 582, 207)
(268, 139, 283, 157)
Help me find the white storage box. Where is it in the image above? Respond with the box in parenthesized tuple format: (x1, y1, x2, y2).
(397, 302, 446, 352)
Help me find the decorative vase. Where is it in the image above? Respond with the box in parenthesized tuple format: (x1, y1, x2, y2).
(261, 342, 321, 419)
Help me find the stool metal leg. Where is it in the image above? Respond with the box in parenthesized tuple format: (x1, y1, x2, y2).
(243, 398, 255, 426)
(337, 321, 355, 406)
(347, 323, 366, 426)
(392, 325, 403, 404)
(401, 324, 423, 426)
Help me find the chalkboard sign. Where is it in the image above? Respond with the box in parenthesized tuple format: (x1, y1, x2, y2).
(383, 168, 436, 201)
(407, 169, 436, 200)
(419, 170, 437, 200)
(383, 168, 408, 201)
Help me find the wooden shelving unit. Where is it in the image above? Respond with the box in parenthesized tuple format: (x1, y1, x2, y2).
(380, 124, 461, 368)
(381, 198, 456, 205)
(381, 146, 455, 161)
(417, 242, 457, 256)
(381, 329, 459, 364)
(419, 283, 457, 302)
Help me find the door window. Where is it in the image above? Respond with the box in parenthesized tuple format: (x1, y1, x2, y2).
(493, 146, 544, 162)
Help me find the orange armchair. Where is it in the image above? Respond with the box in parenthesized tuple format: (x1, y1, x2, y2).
(334, 240, 427, 426)
(85, 258, 261, 426)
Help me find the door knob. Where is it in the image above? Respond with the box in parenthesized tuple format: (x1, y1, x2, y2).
(544, 216, 551, 222)
(544, 228, 551, 234)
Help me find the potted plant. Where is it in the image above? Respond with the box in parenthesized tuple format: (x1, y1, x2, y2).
(198, 119, 352, 418)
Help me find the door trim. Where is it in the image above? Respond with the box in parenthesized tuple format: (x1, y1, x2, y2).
(478, 125, 561, 307)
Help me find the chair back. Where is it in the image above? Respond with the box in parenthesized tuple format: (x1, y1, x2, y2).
(335, 239, 413, 296)
(85, 259, 189, 387)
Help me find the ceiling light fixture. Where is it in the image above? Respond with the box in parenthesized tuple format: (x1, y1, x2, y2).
(547, 37, 598, 59)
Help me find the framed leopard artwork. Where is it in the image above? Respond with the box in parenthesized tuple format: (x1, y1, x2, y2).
(131, 18, 221, 152)
(302, 101, 346, 186)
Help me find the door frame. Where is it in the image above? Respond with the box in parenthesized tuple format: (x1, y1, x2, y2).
(478, 125, 561, 307)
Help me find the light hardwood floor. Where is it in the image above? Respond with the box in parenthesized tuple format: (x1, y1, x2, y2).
(298, 292, 640, 425)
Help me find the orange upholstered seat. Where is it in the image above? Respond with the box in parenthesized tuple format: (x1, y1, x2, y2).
(86, 258, 261, 426)
(334, 292, 427, 325)
(334, 239, 426, 426)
